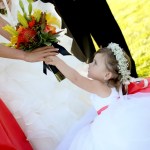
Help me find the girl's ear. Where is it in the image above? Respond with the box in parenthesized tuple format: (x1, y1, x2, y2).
(104, 72, 112, 81)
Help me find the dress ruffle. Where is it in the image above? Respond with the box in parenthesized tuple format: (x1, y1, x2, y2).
(0, 0, 92, 149)
(0, 56, 91, 150)
(57, 92, 150, 150)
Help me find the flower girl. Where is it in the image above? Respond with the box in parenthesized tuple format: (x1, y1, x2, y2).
(45, 42, 150, 150)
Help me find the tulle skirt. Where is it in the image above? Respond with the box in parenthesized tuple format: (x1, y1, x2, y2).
(0, 55, 92, 150)
(56, 92, 150, 150)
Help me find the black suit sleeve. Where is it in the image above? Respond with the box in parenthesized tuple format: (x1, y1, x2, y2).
(41, 0, 137, 77)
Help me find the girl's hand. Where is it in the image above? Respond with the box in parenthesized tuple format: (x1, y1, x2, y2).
(44, 55, 60, 66)
(24, 46, 59, 62)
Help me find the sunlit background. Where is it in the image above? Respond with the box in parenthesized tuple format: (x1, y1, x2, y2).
(106, 0, 150, 77)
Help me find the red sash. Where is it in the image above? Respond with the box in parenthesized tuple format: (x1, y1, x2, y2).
(97, 105, 108, 115)
(97, 78, 150, 115)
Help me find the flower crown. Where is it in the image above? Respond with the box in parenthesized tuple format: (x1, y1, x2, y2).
(107, 42, 131, 84)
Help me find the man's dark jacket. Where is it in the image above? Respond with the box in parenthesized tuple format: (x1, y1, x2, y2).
(42, 0, 137, 77)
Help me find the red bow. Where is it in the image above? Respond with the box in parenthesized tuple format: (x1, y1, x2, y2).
(128, 78, 150, 94)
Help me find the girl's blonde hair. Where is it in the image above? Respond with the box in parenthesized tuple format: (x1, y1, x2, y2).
(96, 47, 131, 90)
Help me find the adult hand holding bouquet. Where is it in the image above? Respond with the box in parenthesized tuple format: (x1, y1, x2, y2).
(2, 0, 71, 81)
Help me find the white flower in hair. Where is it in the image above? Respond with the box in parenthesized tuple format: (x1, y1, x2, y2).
(107, 42, 131, 84)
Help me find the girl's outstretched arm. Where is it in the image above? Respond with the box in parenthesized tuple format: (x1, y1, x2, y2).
(45, 56, 110, 97)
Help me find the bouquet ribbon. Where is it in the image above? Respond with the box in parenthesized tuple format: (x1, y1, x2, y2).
(43, 43, 71, 81)
(2, 0, 70, 82)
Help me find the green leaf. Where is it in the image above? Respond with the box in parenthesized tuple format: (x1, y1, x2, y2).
(19, 0, 25, 13)
(17, 12, 28, 28)
(19, 0, 28, 20)
(27, 0, 33, 3)
(44, 42, 52, 46)
(28, 2, 32, 16)
(40, 13, 46, 30)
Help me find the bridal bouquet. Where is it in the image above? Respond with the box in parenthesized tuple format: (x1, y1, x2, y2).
(3, 0, 70, 81)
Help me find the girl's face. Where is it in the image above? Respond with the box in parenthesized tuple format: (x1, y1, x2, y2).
(88, 53, 110, 81)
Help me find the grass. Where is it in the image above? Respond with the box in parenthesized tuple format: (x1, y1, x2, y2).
(106, 0, 150, 77)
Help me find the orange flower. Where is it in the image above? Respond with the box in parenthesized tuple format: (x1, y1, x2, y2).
(17, 26, 24, 33)
(44, 25, 56, 34)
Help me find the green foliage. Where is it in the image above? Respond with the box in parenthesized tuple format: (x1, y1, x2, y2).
(107, 0, 150, 77)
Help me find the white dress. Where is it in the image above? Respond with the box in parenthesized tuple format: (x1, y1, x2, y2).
(0, 0, 91, 150)
(56, 88, 150, 150)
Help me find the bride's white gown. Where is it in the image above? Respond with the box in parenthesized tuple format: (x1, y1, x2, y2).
(0, 0, 92, 149)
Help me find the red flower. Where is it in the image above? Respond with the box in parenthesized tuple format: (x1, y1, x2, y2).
(28, 17, 36, 28)
(17, 27, 37, 48)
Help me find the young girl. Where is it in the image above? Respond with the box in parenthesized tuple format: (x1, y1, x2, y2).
(45, 42, 150, 150)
